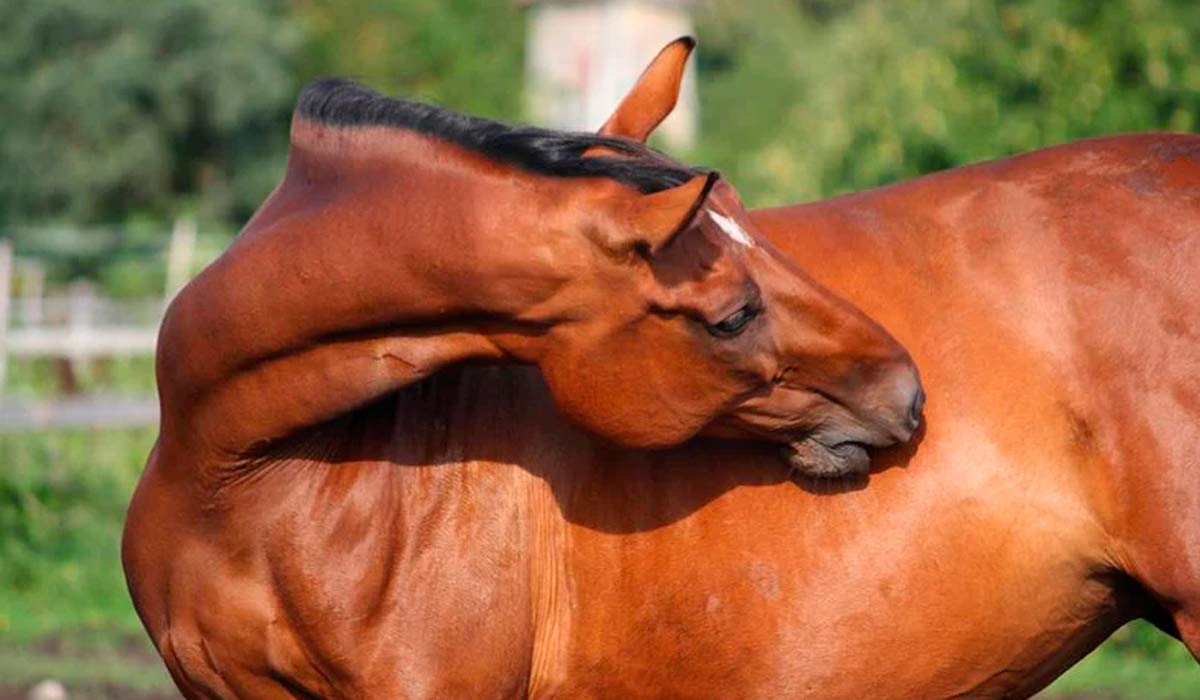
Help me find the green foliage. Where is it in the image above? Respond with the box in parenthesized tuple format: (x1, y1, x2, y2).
(293, 0, 526, 120)
(0, 0, 526, 229)
(6, 0, 1200, 221)
(694, 0, 1200, 205)
(0, 0, 299, 225)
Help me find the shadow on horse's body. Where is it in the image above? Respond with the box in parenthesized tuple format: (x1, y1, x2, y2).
(123, 37, 1200, 699)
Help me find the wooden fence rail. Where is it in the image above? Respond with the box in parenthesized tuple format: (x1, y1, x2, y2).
(0, 395, 158, 431)
(0, 220, 197, 431)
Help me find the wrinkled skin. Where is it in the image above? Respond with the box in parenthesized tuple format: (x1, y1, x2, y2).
(127, 132, 1200, 699)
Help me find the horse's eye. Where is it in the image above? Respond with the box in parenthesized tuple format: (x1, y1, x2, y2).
(707, 303, 761, 338)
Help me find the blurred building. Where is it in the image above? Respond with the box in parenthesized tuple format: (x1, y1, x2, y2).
(522, 0, 698, 149)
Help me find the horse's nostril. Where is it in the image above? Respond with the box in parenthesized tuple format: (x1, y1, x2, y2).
(909, 386, 926, 428)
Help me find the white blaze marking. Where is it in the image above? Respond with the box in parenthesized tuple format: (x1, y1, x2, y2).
(708, 209, 756, 248)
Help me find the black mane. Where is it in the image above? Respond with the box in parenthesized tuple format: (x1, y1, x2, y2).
(296, 78, 702, 194)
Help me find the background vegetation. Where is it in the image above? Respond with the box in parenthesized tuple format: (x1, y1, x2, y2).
(3, 0, 1200, 697)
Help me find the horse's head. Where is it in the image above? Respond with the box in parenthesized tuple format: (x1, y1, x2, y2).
(529, 38, 922, 477)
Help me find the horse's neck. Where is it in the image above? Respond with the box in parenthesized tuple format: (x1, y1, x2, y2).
(233, 124, 564, 352)
(158, 125, 567, 456)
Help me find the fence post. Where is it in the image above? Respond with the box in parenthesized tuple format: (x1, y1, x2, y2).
(18, 259, 45, 324)
(57, 281, 97, 395)
(165, 216, 197, 303)
(0, 240, 11, 392)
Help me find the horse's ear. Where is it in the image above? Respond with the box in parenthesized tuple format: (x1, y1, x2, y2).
(598, 36, 695, 143)
(619, 172, 717, 255)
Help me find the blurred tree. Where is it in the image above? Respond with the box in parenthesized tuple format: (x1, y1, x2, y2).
(0, 0, 299, 225)
(6, 0, 1199, 224)
(292, 0, 525, 121)
(0, 0, 525, 228)
(694, 0, 1200, 206)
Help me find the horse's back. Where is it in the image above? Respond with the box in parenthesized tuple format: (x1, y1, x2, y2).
(756, 132, 1200, 663)
(758, 132, 1200, 419)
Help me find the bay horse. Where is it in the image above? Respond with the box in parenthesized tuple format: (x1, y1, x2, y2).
(123, 38, 1200, 697)
(122, 38, 922, 698)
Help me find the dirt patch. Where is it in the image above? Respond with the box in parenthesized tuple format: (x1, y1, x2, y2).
(0, 686, 179, 700)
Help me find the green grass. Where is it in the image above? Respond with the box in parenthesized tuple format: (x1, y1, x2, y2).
(0, 419, 174, 697)
(1044, 624, 1200, 698)
(0, 427, 155, 643)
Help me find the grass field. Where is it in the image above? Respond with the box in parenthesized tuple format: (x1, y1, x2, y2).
(0, 423, 174, 699)
(0, 358, 1196, 698)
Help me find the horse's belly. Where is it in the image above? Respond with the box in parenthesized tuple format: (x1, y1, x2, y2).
(561, 535, 1118, 698)
(555, 452, 1120, 699)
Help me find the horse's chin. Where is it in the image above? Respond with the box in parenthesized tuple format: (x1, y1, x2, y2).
(783, 437, 872, 479)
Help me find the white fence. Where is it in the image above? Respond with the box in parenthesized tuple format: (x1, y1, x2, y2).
(0, 219, 201, 431)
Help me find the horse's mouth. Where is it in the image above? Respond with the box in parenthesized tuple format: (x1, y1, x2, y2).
(783, 436, 872, 479)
